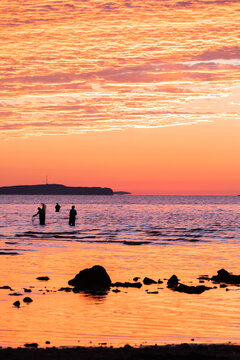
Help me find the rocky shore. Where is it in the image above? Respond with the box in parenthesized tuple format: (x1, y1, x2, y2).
(1, 343, 240, 360)
(2, 264, 240, 351)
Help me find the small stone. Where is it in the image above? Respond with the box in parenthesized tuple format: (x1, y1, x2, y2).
(23, 297, 33, 303)
(45, 341, 50, 344)
(24, 288, 32, 292)
(0, 285, 13, 290)
(112, 289, 120, 293)
(143, 277, 157, 285)
(36, 276, 50, 281)
(9, 292, 22, 296)
(111, 281, 142, 288)
(58, 287, 72, 292)
(13, 300, 20, 307)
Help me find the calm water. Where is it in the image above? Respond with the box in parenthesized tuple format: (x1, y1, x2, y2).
(0, 195, 240, 347)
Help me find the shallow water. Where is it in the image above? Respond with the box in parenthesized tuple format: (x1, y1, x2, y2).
(0, 195, 240, 347)
(0, 195, 239, 245)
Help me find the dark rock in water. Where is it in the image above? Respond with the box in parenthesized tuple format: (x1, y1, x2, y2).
(167, 275, 179, 288)
(147, 291, 159, 294)
(133, 277, 140, 281)
(158, 279, 163, 284)
(171, 283, 211, 294)
(211, 269, 240, 284)
(143, 277, 157, 285)
(123, 240, 152, 245)
(198, 275, 210, 280)
(0, 252, 19, 255)
(24, 343, 38, 348)
(58, 287, 72, 292)
(23, 297, 33, 303)
(112, 289, 120, 293)
(111, 282, 142, 288)
(0, 285, 13, 290)
(36, 276, 50, 281)
(220, 284, 228, 288)
(24, 288, 32, 293)
(13, 300, 20, 307)
(9, 292, 22, 296)
(68, 265, 111, 290)
(45, 341, 50, 344)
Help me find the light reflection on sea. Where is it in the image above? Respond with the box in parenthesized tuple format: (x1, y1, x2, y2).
(0, 195, 240, 347)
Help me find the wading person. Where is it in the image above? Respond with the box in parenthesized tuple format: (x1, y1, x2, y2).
(55, 202, 61, 212)
(32, 203, 46, 225)
(69, 205, 77, 226)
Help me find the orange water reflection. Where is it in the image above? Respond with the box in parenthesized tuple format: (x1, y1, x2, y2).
(1, 240, 240, 347)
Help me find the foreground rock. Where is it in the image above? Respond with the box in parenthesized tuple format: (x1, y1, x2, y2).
(171, 283, 212, 294)
(167, 274, 211, 294)
(143, 277, 157, 285)
(167, 275, 179, 288)
(211, 268, 240, 284)
(68, 265, 111, 291)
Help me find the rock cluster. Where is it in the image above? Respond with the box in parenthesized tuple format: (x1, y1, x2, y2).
(211, 268, 240, 284)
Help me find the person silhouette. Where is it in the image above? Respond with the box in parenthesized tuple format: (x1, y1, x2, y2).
(55, 203, 61, 212)
(32, 203, 46, 225)
(69, 205, 77, 226)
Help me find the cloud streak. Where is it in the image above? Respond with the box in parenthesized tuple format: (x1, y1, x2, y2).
(0, 0, 239, 138)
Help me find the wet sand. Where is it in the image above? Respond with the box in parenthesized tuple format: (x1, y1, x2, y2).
(1, 344, 240, 360)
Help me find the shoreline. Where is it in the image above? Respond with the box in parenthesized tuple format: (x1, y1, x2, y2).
(1, 344, 240, 359)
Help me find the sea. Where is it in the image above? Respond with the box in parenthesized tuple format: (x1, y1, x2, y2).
(0, 195, 240, 347)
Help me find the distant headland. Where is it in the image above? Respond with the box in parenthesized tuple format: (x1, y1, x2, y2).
(0, 184, 117, 195)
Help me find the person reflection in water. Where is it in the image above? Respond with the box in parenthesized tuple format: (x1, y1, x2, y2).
(55, 202, 61, 212)
(69, 205, 77, 226)
(32, 203, 46, 225)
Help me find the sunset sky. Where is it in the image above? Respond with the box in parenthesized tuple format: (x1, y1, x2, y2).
(0, 0, 239, 194)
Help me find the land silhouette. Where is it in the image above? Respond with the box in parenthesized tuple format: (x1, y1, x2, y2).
(0, 184, 115, 195)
